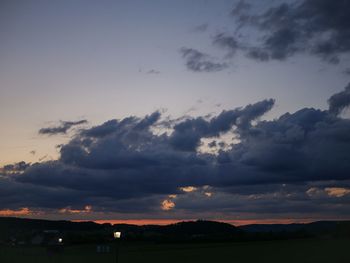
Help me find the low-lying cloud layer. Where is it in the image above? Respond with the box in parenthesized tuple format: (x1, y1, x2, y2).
(1, 83, 350, 220)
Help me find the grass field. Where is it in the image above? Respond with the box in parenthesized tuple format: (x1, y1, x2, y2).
(1, 238, 349, 263)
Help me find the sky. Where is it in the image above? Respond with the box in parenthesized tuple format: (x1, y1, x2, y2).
(1, 0, 350, 225)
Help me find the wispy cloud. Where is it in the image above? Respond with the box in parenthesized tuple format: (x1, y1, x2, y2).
(39, 120, 88, 135)
(180, 47, 227, 72)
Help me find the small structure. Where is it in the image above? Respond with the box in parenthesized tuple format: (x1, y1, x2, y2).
(96, 244, 111, 253)
(39, 230, 65, 254)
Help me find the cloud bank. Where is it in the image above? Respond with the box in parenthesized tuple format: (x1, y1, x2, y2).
(1, 83, 350, 220)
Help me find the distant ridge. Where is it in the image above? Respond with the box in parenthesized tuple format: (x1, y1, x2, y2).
(239, 221, 339, 233)
(0, 217, 349, 243)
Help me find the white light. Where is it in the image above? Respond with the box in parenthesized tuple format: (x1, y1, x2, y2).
(113, 231, 121, 239)
(58, 238, 63, 243)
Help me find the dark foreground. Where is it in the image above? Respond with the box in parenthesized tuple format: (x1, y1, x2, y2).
(1, 238, 349, 263)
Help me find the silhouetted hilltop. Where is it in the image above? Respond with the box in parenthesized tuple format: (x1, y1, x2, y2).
(240, 221, 338, 233)
(0, 217, 349, 244)
(0, 217, 108, 231)
(134, 220, 242, 241)
(163, 220, 239, 235)
(0, 218, 241, 243)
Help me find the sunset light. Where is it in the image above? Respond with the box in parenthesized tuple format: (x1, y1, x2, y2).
(1, 0, 350, 261)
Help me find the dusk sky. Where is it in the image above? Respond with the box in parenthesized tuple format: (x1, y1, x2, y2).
(1, 0, 350, 225)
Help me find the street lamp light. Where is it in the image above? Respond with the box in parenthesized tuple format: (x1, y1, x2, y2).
(113, 231, 121, 239)
(113, 231, 121, 263)
(58, 238, 63, 244)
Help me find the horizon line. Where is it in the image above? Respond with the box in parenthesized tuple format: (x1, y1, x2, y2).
(73, 218, 325, 226)
(3, 216, 348, 226)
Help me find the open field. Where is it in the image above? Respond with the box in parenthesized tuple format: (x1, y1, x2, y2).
(1, 238, 349, 263)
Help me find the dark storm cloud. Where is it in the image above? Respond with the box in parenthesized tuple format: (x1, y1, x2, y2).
(328, 83, 350, 115)
(230, 0, 350, 63)
(0, 176, 85, 210)
(1, 161, 30, 174)
(39, 119, 88, 135)
(170, 99, 274, 151)
(135, 111, 161, 129)
(1, 83, 350, 217)
(212, 33, 239, 58)
(82, 119, 120, 138)
(81, 112, 160, 139)
(180, 47, 227, 72)
(183, 0, 350, 68)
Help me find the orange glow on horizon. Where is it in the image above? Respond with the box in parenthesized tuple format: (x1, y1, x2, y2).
(78, 219, 185, 226)
(59, 205, 92, 214)
(74, 218, 316, 226)
(0, 207, 31, 216)
(218, 218, 315, 226)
